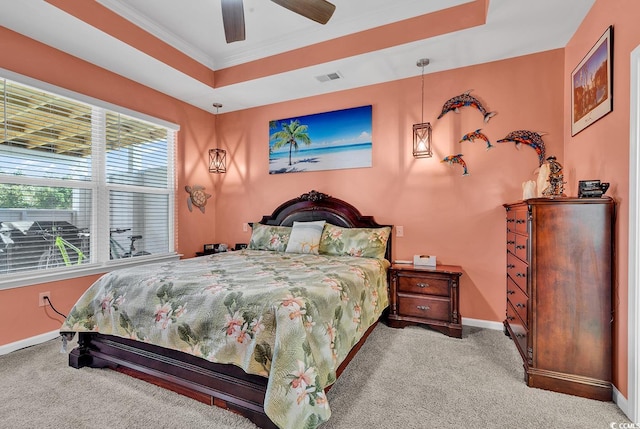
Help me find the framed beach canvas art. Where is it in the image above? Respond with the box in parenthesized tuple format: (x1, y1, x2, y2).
(571, 25, 613, 136)
(269, 105, 372, 174)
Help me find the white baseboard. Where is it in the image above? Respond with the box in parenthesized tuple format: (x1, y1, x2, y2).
(0, 330, 61, 356)
(462, 317, 504, 331)
(613, 385, 632, 421)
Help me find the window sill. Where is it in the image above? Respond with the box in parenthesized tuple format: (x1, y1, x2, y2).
(0, 253, 181, 291)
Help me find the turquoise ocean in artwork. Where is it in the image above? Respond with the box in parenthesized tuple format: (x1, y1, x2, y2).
(269, 142, 371, 160)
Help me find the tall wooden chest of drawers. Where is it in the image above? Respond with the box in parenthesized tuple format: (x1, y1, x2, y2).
(503, 197, 614, 401)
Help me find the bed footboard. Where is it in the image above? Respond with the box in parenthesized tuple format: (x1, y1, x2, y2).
(68, 320, 378, 429)
(69, 332, 277, 429)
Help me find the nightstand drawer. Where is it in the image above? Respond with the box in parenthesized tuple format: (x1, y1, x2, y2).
(397, 295, 450, 321)
(388, 264, 462, 338)
(397, 275, 450, 297)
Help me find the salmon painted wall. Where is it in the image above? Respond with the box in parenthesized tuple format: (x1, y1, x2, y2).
(564, 0, 640, 398)
(0, 28, 218, 345)
(214, 49, 565, 326)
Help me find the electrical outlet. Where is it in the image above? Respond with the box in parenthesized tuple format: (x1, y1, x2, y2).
(39, 292, 51, 307)
(396, 226, 404, 237)
(243, 223, 249, 232)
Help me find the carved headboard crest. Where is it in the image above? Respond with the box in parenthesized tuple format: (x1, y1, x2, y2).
(298, 190, 330, 202)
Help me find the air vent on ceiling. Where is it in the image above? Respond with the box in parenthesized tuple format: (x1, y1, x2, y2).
(315, 72, 342, 82)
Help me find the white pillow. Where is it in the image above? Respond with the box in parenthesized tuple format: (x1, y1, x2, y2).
(285, 221, 326, 254)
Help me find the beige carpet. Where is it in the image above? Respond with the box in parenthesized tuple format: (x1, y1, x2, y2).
(0, 323, 630, 428)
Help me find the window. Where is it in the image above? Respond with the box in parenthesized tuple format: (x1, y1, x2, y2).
(0, 78, 177, 280)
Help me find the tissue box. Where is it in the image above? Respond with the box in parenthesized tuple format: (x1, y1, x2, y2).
(413, 255, 436, 267)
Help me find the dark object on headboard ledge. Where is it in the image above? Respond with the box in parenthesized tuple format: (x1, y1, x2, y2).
(67, 191, 392, 429)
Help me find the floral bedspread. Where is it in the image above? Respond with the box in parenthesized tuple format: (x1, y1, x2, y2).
(61, 250, 390, 429)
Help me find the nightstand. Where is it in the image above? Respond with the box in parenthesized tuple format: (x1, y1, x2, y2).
(388, 264, 462, 338)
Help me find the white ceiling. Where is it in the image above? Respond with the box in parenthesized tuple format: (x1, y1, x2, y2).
(1, 0, 595, 114)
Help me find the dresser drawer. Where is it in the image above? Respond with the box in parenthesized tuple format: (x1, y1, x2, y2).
(506, 232, 516, 255)
(397, 274, 450, 297)
(513, 208, 528, 235)
(398, 295, 450, 321)
(506, 210, 517, 233)
(507, 252, 528, 292)
(514, 234, 528, 261)
(506, 302, 528, 355)
(507, 277, 528, 326)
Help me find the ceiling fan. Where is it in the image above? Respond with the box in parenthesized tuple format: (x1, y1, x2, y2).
(221, 0, 336, 43)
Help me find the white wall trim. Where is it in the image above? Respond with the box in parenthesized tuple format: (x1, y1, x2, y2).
(0, 329, 61, 356)
(627, 43, 640, 424)
(462, 317, 504, 331)
(614, 385, 630, 420)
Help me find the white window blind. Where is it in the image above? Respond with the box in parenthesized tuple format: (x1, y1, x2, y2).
(0, 78, 176, 277)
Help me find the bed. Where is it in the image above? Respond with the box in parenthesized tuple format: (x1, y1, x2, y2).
(62, 190, 392, 429)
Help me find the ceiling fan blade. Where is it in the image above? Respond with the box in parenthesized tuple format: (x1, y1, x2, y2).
(270, 0, 336, 25)
(221, 0, 246, 43)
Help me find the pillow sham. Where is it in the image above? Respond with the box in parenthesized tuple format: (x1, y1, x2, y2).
(319, 224, 391, 259)
(285, 220, 326, 254)
(248, 223, 291, 252)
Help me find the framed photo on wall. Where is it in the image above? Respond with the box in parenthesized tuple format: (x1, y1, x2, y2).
(268, 105, 372, 174)
(571, 25, 613, 136)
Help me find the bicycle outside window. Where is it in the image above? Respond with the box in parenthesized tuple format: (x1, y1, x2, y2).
(0, 77, 177, 279)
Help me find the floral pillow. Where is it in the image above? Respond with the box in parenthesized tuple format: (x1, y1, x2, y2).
(248, 224, 291, 252)
(319, 224, 391, 260)
(285, 220, 326, 254)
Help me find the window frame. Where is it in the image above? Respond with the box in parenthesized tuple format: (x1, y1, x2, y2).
(0, 70, 180, 291)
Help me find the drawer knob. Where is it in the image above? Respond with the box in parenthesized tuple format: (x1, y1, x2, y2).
(516, 219, 526, 224)
(507, 264, 515, 269)
(515, 333, 526, 338)
(516, 273, 526, 278)
(516, 245, 526, 250)
(516, 303, 526, 309)
(507, 316, 515, 321)
(507, 289, 515, 295)
(416, 305, 430, 311)
(507, 240, 515, 245)
(416, 282, 429, 288)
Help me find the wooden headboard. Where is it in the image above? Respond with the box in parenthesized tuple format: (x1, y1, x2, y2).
(258, 190, 392, 261)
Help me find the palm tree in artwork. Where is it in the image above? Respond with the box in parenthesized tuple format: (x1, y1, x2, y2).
(270, 120, 312, 166)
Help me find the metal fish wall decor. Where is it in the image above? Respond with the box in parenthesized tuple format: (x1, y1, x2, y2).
(496, 130, 547, 166)
(460, 129, 494, 150)
(442, 154, 469, 176)
(437, 90, 497, 123)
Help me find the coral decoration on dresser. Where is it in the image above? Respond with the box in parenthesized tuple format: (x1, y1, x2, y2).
(540, 156, 566, 197)
(437, 90, 497, 123)
(496, 130, 547, 166)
